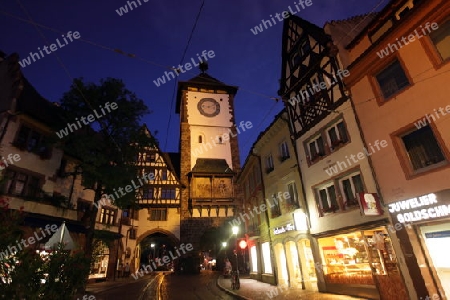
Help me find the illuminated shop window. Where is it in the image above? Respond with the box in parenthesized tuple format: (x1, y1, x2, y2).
(318, 227, 400, 286)
(250, 246, 258, 273)
(262, 242, 273, 274)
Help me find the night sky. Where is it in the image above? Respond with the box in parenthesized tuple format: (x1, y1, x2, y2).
(1, 0, 385, 162)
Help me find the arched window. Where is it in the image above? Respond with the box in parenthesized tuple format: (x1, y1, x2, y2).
(218, 137, 223, 143)
(198, 135, 203, 143)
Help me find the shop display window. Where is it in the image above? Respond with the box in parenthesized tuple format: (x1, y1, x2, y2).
(318, 227, 399, 285)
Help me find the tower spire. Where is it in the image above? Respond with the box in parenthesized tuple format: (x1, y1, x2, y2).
(199, 61, 208, 73)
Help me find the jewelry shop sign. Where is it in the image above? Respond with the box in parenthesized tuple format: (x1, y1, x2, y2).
(389, 193, 450, 224)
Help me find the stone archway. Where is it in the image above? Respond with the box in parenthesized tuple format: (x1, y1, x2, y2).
(136, 229, 181, 270)
(136, 228, 180, 245)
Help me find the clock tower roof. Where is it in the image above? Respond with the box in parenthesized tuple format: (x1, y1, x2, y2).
(191, 158, 234, 174)
(176, 72, 238, 114)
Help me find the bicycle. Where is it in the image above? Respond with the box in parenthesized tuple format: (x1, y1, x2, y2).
(230, 270, 240, 290)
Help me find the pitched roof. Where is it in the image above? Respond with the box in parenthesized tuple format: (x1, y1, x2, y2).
(166, 152, 181, 179)
(0, 52, 64, 127)
(325, 12, 378, 47)
(191, 158, 234, 174)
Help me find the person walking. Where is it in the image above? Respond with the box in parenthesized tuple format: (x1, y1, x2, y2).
(124, 263, 130, 278)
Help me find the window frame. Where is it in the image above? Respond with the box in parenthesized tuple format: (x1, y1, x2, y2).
(370, 56, 412, 104)
(306, 134, 326, 164)
(161, 188, 176, 199)
(100, 207, 117, 225)
(279, 140, 290, 162)
(391, 122, 449, 179)
(316, 182, 340, 216)
(327, 120, 349, 151)
(338, 172, 365, 208)
(13, 124, 52, 159)
(269, 193, 282, 218)
(421, 17, 450, 68)
(2, 168, 43, 198)
(149, 208, 167, 221)
(265, 154, 274, 173)
(287, 182, 300, 208)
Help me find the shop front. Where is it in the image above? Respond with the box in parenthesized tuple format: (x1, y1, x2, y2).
(316, 224, 408, 299)
(272, 218, 317, 291)
(389, 190, 450, 300)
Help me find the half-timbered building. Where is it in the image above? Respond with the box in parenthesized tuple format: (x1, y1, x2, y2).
(279, 15, 408, 299)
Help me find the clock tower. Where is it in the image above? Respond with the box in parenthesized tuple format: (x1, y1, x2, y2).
(176, 70, 242, 251)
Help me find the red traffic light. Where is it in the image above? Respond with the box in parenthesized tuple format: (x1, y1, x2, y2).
(238, 239, 247, 249)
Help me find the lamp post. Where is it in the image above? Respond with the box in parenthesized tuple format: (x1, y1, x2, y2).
(232, 226, 239, 272)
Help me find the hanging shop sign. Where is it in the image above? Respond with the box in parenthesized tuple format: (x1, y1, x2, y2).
(389, 193, 450, 224)
(358, 193, 384, 216)
(273, 223, 295, 235)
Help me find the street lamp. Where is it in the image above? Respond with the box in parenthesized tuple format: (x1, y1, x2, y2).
(232, 226, 239, 235)
(222, 242, 227, 248)
(150, 243, 155, 261)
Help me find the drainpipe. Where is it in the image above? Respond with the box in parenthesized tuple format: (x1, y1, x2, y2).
(250, 151, 278, 286)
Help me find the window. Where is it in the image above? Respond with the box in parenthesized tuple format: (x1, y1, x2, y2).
(161, 169, 168, 180)
(100, 207, 116, 225)
(198, 135, 203, 143)
(3, 170, 41, 197)
(265, 154, 274, 173)
(270, 193, 282, 218)
(375, 59, 410, 99)
(142, 186, 154, 199)
(251, 246, 258, 273)
(317, 184, 339, 215)
(161, 188, 176, 199)
(218, 137, 223, 144)
(287, 182, 300, 208)
(144, 168, 155, 181)
(308, 135, 325, 162)
(280, 141, 290, 161)
(327, 121, 349, 150)
(146, 151, 156, 162)
(401, 125, 446, 171)
(149, 208, 167, 221)
(262, 242, 273, 274)
(14, 125, 51, 158)
(339, 173, 364, 208)
(429, 19, 450, 61)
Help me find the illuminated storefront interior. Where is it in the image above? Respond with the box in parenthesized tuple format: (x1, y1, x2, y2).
(318, 227, 400, 286)
(419, 223, 450, 298)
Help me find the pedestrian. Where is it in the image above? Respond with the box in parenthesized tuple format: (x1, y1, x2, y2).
(118, 263, 123, 278)
(125, 263, 130, 277)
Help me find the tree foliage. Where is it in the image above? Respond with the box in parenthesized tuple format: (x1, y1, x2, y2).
(0, 197, 90, 300)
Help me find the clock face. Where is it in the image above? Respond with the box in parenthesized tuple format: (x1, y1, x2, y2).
(197, 98, 220, 117)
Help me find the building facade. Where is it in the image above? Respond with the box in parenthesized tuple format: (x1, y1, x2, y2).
(343, 0, 450, 298)
(279, 15, 409, 299)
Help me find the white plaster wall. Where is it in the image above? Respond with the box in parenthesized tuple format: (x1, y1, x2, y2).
(295, 100, 386, 234)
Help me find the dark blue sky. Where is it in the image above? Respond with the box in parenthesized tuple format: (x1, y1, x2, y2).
(1, 0, 385, 162)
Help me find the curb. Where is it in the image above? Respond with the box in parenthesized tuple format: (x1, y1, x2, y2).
(216, 276, 252, 300)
